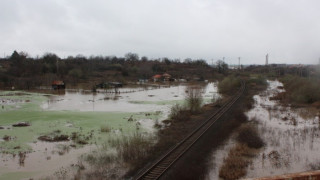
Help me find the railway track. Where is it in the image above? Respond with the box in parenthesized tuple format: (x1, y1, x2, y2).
(135, 81, 246, 180)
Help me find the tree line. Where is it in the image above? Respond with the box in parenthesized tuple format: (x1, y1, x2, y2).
(0, 51, 229, 89)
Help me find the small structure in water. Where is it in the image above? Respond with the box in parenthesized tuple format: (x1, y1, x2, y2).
(52, 80, 65, 90)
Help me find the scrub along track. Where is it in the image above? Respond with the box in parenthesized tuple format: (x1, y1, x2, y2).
(135, 81, 246, 180)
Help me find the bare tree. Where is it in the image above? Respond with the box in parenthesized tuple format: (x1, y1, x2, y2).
(185, 85, 204, 113)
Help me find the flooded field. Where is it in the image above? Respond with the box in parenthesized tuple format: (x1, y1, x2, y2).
(206, 80, 320, 179)
(0, 83, 219, 180)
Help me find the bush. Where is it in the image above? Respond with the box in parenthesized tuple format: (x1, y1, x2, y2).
(280, 75, 320, 104)
(219, 144, 253, 180)
(247, 75, 267, 86)
(83, 132, 154, 179)
(185, 85, 203, 113)
(169, 104, 190, 121)
(111, 132, 153, 162)
(101, 125, 111, 133)
(236, 125, 264, 149)
(218, 76, 241, 95)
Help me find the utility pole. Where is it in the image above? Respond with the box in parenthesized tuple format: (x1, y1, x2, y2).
(266, 54, 269, 66)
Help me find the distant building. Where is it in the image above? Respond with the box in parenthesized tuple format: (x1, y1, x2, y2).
(162, 73, 171, 81)
(152, 74, 162, 82)
(52, 81, 65, 90)
(151, 73, 174, 82)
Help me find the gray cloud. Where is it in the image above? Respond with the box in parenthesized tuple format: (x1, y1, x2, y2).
(1, 0, 320, 64)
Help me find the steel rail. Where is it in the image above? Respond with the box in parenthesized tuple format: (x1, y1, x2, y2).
(135, 81, 246, 180)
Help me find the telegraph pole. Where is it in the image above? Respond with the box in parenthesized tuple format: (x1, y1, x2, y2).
(266, 54, 269, 66)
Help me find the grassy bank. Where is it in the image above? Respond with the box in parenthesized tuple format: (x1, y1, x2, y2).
(279, 75, 320, 105)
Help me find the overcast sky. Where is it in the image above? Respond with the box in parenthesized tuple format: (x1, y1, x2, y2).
(1, 0, 320, 64)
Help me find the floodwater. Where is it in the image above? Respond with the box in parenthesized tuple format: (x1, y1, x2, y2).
(42, 83, 219, 114)
(205, 80, 320, 179)
(0, 82, 219, 180)
(246, 80, 320, 178)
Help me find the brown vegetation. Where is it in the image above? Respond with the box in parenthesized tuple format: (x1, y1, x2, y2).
(81, 132, 154, 179)
(269, 92, 286, 101)
(218, 75, 241, 95)
(12, 122, 30, 127)
(38, 135, 69, 142)
(219, 144, 254, 180)
(100, 125, 111, 133)
(236, 125, 264, 149)
(185, 85, 204, 113)
(219, 124, 264, 180)
(169, 104, 191, 121)
(280, 75, 320, 104)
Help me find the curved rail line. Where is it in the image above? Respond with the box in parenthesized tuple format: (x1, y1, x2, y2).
(135, 81, 246, 180)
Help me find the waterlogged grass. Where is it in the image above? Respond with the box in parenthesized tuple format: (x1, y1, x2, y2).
(0, 111, 161, 153)
(0, 91, 48, 111)
(0, 91, 163, 154)
(0, 171, 38, 180)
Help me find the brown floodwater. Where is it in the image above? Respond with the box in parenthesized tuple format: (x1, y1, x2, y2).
(205, 80, 320, 179)
(0, 141, 94, 180)
(0, 82, 220, 180)
(41, 83, 219, 113)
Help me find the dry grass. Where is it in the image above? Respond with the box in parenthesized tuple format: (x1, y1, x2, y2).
(110, 132, 154, 163)
(100, 125, 111, 133)
(219, 144, 254, 180)
(169, 104, 191, 121)
(219, 123, 264, 180)
(81, 132, 154, 179)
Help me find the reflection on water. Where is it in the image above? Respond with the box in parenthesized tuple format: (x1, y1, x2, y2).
(41, 83, 220, 114)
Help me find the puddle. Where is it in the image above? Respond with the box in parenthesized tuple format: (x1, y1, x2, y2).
(205, 80, 320, 179)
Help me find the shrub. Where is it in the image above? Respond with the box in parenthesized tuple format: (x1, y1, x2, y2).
(247, 75, 267, 86)
(101, 125, 111, 133)
(218, 76, 241, 95)
(280, 75, 320, 104)
(236, 125, 264, 149)
(169, 104, 190, 121)
(219, 144, 253, 180)
(185, 85, 203, 113)
(110, 132, 153, 163)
